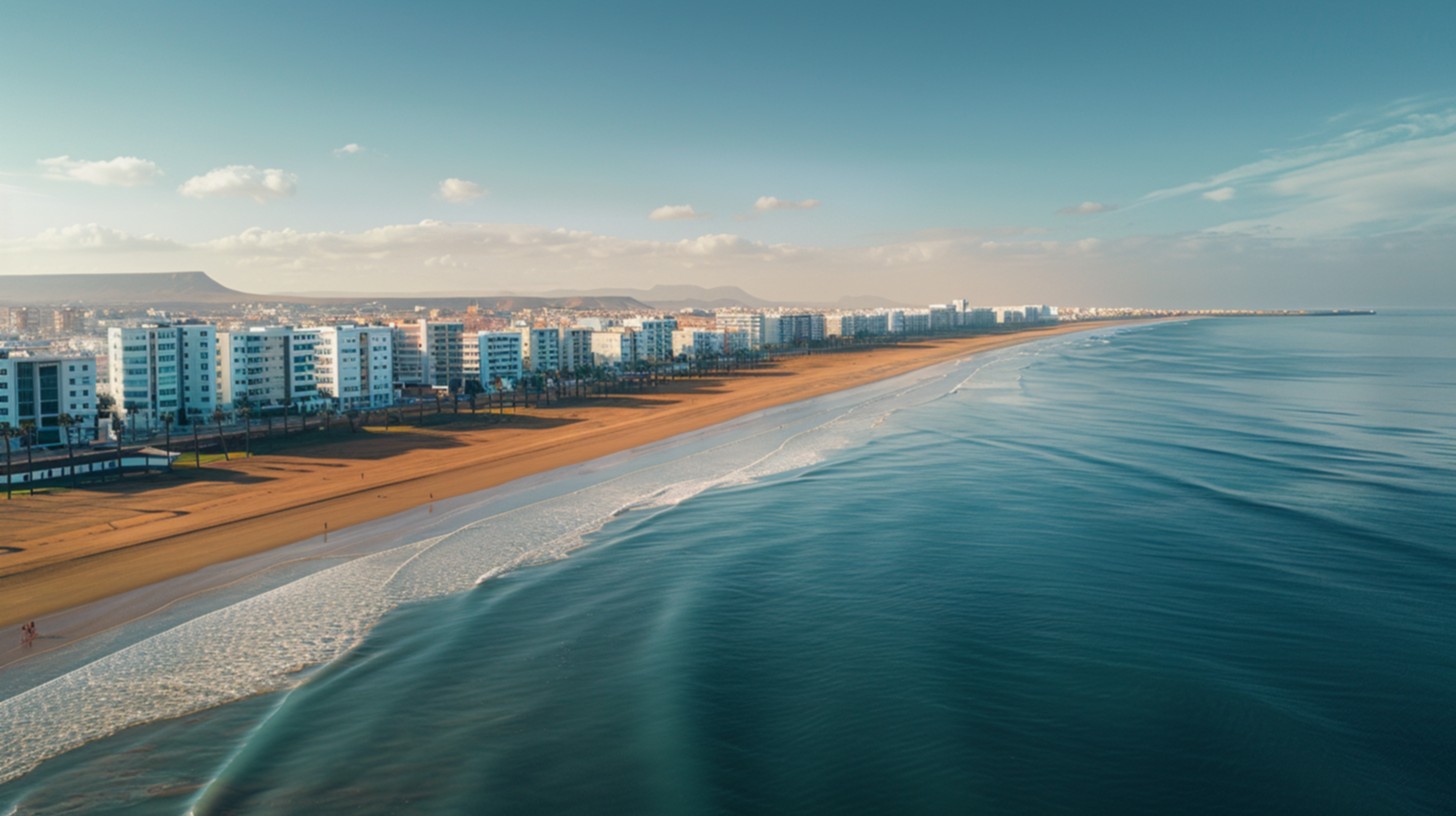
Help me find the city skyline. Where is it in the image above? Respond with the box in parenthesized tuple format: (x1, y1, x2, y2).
(2, 1, 1455, 308)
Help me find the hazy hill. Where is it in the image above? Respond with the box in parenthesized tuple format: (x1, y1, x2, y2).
(0, 271, 245, 305)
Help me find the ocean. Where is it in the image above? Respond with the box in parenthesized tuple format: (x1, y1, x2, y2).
(1, 314, 1453, 815)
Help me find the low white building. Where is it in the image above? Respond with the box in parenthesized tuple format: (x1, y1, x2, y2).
(0, 348, 99, 445)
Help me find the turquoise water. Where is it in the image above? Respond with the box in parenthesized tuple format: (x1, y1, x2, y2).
(2, 315, 1454, 814)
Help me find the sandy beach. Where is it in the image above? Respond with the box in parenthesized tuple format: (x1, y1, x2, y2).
(0, 322, 1149, 642)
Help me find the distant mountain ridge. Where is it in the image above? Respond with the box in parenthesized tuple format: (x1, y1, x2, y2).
(1, 272, 907, 311)
(0, 271, 243, 305)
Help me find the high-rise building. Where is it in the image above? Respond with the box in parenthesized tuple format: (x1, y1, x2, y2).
(590, 328, 639, 367)
(715, 312, 765, 348)
(219, 326, 318, 411)
(107, 323, 218, 426)
(0, 349, 98, 444)
(477, 331, 523, 390)
(561, 327, 595, 372)
(762, 313, 824, 346)
(390, 319, 467, 389)
(311, 325, 394, 410)
(624, 317, 677, 360)
(519, 327, 562, 372)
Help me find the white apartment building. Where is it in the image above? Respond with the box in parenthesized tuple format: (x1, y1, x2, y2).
(0, 349, 99, 445)
(623, 317, 677, 360)
(929, 304, 958, 331)
(519, 327, 562, 372)
(590, 328, 639, 367)
(561, 327, 595, 372)
(824, 313, 890, 338)
(107, 323, 217, 427)
(715, 311, 765, 348)
(672, 329, 727, 358)
(219, 326, 318, 411)
(391, 319, 468, 389)
(311, 325, 394, 410)
(965, 308, 997, 327)
(477, 331, 523, 390)
(901, 310, 932, 334)
(762, 313, 825, 346)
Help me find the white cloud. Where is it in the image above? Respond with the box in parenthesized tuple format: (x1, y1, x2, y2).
(753, 196, 820, 211)
(1202, 187, 1236, 202)
(678, 233, 753, 255)
(38, 155, 162, 187)
(178, 165, 298, 202)
(2, 223, 180, 252)
(438, 178, 487, 203)
(649, 204, 700, 221)
(1210, 131, 1456, 236)
(1057, 201, 1115, 215)
(1140, 104, 1456, 208)
(332, 143, 367, 157)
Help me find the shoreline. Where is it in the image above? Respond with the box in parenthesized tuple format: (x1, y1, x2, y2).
(0, 320, 1162, 670)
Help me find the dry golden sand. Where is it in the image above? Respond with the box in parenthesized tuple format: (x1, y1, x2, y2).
(0, 322, 1149, 627)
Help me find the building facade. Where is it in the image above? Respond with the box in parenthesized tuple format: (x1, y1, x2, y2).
(561, 327, 595, 372)
(107, 323, 217, 427)
(0, 349, 99, 445)
(715, 311, 765, 348)
(624, 317, 677, 360)
(391, 319, 468, 389)
(311, 325, 394, 409)
(219, 326, 319, 412)
(519, 327, 562, 372)
(477, 331, 523, 390)
(590, 328, 639, 367)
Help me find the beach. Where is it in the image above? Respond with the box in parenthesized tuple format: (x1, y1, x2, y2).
(0, 322, 1144, 645)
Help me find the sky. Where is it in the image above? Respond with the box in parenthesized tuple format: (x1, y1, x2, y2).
(1, 0, 1454, 308)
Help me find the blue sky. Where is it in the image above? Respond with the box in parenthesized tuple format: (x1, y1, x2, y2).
(2, 0, 1454, 306)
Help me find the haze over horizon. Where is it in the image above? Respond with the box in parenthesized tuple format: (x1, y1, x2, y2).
(2, 1, 1453, 309)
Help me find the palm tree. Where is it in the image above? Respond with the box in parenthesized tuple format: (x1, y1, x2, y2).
(19, 420, 36, 496)
(235, 397, 253, 458)
(1, 423, 14, 500)
(122, 402, 140, 442)
(190, 411, 202, 467)
(111, 415, 125, 481)
(281, 397, 293, 436)
(212, 408, 231, 461)
(58, 413, 78, 487)
(161, 412, 175, 472)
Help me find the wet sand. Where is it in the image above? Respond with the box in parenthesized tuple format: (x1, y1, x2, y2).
(0, 322, 1152, 646)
